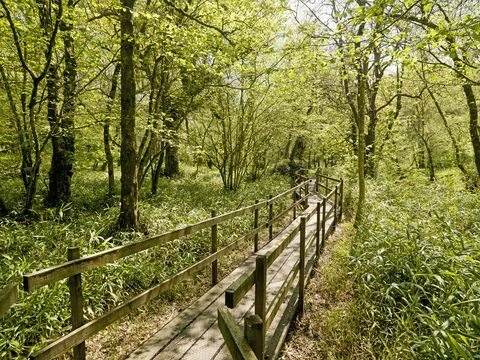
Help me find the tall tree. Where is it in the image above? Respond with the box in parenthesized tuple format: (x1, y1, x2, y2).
(46, 0, 77, 206)
(118, 0, 139, 230)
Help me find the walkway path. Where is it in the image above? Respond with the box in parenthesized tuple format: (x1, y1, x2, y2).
(128, 195, 334, 360)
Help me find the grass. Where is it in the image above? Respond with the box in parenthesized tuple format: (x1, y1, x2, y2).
(282, 170, 480, 359)
(0, 165, 292, 359)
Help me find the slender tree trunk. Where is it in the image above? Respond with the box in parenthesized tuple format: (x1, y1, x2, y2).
(354, 59, 367, 228)
(427, 86, 467, 176)
(104, 63, 120, 195)
(118, 0, 139, 230)
(462, 84, 480, 178)
(47, 3, 76, 206)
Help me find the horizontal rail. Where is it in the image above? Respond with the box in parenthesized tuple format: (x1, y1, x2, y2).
(268, 181, 309, 204)
(0, 284, 18, 317)
(24, 180, 310, 292)
(31, 224, 261, 359)
(265, 261, 299, 330)
(317, 173, 341, 183)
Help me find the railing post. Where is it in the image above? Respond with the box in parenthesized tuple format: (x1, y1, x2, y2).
(316, 202, 321, 258)
(254, 200, 259, 252)
(325, 177, 329, 197)
(339, 179, 344, 222)
(292, 191, 297, 220)
(67, 247, 86, 360)
(321, 198, 326, 251)
(211, 210, 218, 286)
(315, 170, 319, 193)
(333, 186, 338, 230)
(268, 195, 273, 241)
(304, 182, 309, 207)
(254, 254, 267, 359)
(299, 217, 306, 316)
(245, 314, 264, 360)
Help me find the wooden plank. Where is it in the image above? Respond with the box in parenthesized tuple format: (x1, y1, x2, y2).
(218, 306, 257, 360)
(224, 203, 316, 309)
(0, 283, 18, 317)
(158, 214, 310, 360)
(153, 203, 324, 360)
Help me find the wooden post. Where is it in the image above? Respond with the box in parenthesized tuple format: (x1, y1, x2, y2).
(254, 200, 259, 252)
(321, 198, 326, 251)
(316, 202, 321, 258)
(299, 217, 306, 316)
(211, 210, 218, 286)
(268, 195, 273, 241)
(254, 254, 267, 358)
(245, 314, 264, 360)
(304, 182, 309, 207)
(315, 170, 319, 193)
(67, 247, 86, 360)
(292, 192, 297, 220)
(255, 255, 267, 323)
(325, 177, 329, 197)
(333, 186, 338, 230)
(339, 179, 344, 222)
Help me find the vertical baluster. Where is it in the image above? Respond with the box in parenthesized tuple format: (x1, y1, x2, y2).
(292, 191, 297, 220)
(321, 198, 326, 251)
(316, 202, 321, 258)
(333, 185, 338, 230)
(254, 200, 259, 252)
(339, 179, 344, 222)
(254, 254, 267, 359)
(299, 217, 306, 315)
(211, 210, 218, 286)
(67, 248, 86, 360)
(268, 195, 273, 241)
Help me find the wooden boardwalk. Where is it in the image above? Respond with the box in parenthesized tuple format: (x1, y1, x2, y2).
(127, 195, 335, 360)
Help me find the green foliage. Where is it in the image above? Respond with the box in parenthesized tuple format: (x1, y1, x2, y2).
(0, 168, 290, 357)
(351, 177, 480, 358)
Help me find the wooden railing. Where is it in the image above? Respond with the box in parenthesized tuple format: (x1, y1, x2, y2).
(3, 180, 311, 360)
(218, 173, 343, 360)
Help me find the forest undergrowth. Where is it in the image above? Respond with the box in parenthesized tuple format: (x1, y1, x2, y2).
(283, 169, 480, 359)
(0, 167, 291, 358)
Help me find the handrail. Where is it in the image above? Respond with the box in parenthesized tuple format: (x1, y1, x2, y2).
(24, 180, 310, 292)
(20, 179, 310, 360)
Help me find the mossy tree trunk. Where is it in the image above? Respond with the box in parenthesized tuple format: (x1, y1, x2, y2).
(118, 0, 139, 230)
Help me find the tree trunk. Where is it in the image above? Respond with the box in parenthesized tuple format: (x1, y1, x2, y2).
(354, 59, 367, 228)
(151, 148, 165, 195)
(0, 197, 7, 216)
(365, 117, 377, 178)
(462, 84, 480, 178)
(164, 138, 179, 177)
(104, 63, 120, 195)
(47, 3, 76, 206)
(427, 86, 467, 177)
(118, 0, 139, 230)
